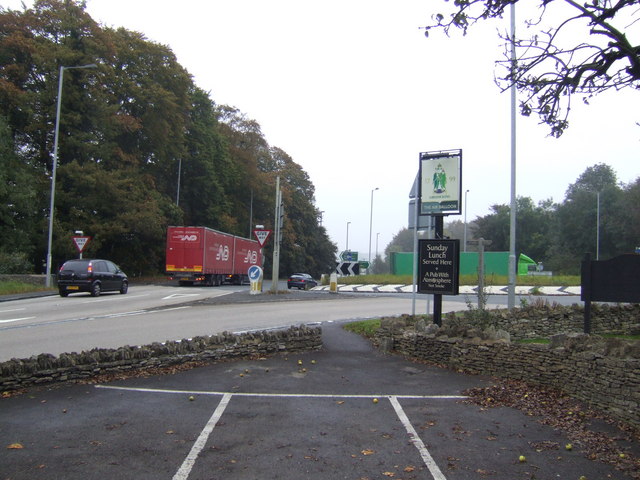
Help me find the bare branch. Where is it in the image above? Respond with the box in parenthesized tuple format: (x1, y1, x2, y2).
(422, 0, 640, 136)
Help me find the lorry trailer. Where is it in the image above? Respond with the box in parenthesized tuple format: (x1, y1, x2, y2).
(166, 226, 264, 286)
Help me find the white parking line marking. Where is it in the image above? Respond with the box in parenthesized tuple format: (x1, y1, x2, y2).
(0, 317, 36, 324)
(95, 386, 459, 479)
(390, 396, 447, 480)
(172, 393, 232, 480)
(95, 385, 466, 400)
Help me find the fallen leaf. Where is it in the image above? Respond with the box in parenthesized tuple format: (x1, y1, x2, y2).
(404, 466, 416, 472)
(7, 443, 24, 449)
(361, 449, 375, 455)
(382, 472, 395, 477)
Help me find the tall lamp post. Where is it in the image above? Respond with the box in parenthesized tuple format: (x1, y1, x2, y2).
(463, 189, 469, 252)
(368, 187, 379, 268)
(45, 63, 97, 287)
(346, 221, 351, 251)
(596, 192, 600, 260)
(375, 232, 380, 272)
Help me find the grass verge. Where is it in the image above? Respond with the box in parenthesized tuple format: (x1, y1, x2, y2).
(0, 281, 54, 296)
(343, 319, 381, 338)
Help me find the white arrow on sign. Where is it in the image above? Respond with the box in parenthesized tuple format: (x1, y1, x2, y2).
(336, 261, 359, 276)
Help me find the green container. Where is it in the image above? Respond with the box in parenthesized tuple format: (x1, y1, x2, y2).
(391, 251, 536, 276)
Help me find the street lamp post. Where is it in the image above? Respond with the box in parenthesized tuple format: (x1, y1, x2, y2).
(463, 189, 469, 252)
(368, 187, 379, 268)
(596, 191, 600, 260)
(346, 221, 351, 251)
(45, 63, 97, 287)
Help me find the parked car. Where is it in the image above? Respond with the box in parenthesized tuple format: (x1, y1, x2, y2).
(287, 273, 318, 290)
(57, 259, 128, 297)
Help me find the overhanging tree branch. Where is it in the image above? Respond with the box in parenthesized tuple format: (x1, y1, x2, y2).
(423, 0, 640, 136)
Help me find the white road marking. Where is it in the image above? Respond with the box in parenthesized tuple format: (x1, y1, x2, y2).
(0, 308, 26, 313)
(163, 293, 201, 300)
(0, 317, 36, 324)
(389, 395, 447, 480)
(95, 385, 466, 400)
(94, 386, 460, 480)
(172, 393, 232, 480)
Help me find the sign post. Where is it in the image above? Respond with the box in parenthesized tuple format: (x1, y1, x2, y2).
(417, 149, 463, 325)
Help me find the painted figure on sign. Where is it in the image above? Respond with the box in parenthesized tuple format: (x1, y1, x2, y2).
(432, 163, 447, 194)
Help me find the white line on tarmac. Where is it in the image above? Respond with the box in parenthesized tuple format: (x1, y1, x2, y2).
(96, 385, 459, 480)
(172, 392, 231, 480)
(94, 385, 466, 400)
(0, 317, 35, 324)
(389, 396, 447, 480)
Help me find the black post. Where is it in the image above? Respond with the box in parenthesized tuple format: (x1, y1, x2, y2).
(581, 253, 592, 334)
(433, 215, 444, 326)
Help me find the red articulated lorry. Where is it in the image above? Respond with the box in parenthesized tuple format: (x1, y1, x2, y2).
(166, 226, 264, 286)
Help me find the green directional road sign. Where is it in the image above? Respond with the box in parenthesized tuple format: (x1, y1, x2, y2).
(359, 261, 370, 269)
(340, 250, 358, 262)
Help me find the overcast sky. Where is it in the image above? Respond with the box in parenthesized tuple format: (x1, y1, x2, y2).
(6, 0, 639, 258)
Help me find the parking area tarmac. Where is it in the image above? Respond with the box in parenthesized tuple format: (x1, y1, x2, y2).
(1, 322, 630, 480)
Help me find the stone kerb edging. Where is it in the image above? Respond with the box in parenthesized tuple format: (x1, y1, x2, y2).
(0, 325, 322, 392)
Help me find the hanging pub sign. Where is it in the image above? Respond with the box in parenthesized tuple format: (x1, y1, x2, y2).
(418, 239, 460, 295)
(418, 149, 462, 215)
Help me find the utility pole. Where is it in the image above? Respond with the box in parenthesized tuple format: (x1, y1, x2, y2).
(270, 177, 282, 293)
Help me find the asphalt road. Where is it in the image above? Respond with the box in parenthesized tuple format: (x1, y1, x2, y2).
(0, 284, 581, 362)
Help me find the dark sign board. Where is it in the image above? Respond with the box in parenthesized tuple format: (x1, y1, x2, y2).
(581, 253, 640, 303)
(581, 253, 640, 333)
(418, 239, 460, 295)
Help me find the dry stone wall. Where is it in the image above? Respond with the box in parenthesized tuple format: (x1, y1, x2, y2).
(0, 325, 322, 391)
(484, 302, 640, 340)
(377, 304, 640, 429)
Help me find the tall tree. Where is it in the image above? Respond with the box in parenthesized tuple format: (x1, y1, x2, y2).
(424, 0, 640, 136)
(551, 163, 622, 271)
(473, 196, 556, 261)
(179, 88, 238, 228)
(612, 178, 640, 253)
(0, 114, 39, 270)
